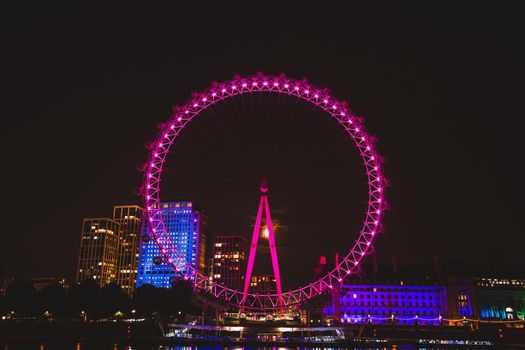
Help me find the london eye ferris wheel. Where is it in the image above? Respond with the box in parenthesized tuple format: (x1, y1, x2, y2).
(142, 73, 385, 311)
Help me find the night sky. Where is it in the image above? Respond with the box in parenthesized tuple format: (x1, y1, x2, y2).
(2, 4, 524, 287)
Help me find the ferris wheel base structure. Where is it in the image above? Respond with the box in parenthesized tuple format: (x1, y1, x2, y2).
(142, 73, 386, 311)
(241, 179, 282, 307)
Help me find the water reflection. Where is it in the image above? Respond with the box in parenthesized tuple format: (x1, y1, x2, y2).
(0, 344, 489, 350)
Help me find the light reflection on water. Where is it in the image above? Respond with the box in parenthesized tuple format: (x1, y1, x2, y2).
(0, 344, 492, 350)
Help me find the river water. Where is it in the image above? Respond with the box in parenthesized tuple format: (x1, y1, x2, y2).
(0, 343, 500, 350)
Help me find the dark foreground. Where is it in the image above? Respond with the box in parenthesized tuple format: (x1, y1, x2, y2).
(1, 321, 524, 349)
(0, 342, 518, 350)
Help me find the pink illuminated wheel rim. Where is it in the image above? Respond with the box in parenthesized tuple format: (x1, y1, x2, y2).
(144, 74, 385, 310)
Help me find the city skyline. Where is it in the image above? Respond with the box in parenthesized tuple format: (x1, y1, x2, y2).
(2, 4, 524, 283)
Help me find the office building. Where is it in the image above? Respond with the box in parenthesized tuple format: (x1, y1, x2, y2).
(76, 218, 120, 287)
(113, 205, 143, 296)
(136, 201, 207, 288)
(250, 274, 277, 294)
(212, 235, 246, 290)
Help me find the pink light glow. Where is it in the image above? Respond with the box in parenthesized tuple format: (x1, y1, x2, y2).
(143, 74, 385, 311)
(242, 181, 283, 306)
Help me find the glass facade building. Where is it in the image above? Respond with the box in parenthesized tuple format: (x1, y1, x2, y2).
(76, 218, 120, 287)
(113, 205, 143, 296)
(76, 205, 144, 292)
(136, 201, 207, 288)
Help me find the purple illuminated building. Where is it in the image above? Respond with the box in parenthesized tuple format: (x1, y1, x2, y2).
(323, 263, 475, 326)
(325, 284, 448, 325)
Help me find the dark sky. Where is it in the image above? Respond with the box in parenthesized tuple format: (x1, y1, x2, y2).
(2, 4, 524, 287)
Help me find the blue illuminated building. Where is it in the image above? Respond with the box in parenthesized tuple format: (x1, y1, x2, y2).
(136, 201, 207, 288)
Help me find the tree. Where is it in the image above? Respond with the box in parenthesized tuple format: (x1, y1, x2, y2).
(68, 279, 100, 318)
(169, 280, 200, 316)
(133, 284, 164, 316)
(99, 283, 130, 317)
(39, 283, 67, 318)
(5, 281, 38, 316)
(0, 292, 6, 315)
